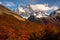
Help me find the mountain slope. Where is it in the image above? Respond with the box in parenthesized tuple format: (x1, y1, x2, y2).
(0, 5, 46, 40)
(28, 9, 60, 40)
(28, 9, 60, 25)
(0, 5, 60, 40)
(50, 9, 60, 22)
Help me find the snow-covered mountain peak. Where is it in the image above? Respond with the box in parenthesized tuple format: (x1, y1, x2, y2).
(16, 4, 25, 14)
(50, 9, 60, 19)
(16, 4, 50, 19)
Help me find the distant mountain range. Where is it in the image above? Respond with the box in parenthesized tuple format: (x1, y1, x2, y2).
(16, 4, 49, 19)
(28, 9, 60, 24)
(50, 9, 60, 21)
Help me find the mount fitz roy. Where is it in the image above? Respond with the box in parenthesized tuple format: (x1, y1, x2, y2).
(16, 4, 49, 19)
(16, 4, 60, 24)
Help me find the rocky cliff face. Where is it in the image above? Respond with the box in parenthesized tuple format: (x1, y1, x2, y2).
(28, 9, 60, 24)
(50, 9, 60, 22)
(0, 5, 39, 40)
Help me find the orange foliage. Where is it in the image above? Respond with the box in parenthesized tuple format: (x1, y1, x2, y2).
(0, 11, 60, 40)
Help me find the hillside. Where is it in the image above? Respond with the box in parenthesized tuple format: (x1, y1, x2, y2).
(28, 9, 60, 40)
(0, 5, 60, 40)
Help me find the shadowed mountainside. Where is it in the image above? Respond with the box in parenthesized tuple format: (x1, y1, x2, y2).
(0, 5, 60, 40)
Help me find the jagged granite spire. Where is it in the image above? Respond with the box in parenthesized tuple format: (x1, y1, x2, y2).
(16, 4, 25, 15)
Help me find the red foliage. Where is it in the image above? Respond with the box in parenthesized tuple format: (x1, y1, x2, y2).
(0, 11, 60, 40)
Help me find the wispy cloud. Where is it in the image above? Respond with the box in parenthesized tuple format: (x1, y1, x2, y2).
(22, 0, 38, 4)
(5, 2, 15, 7)
(51, 6, 59, 10)
(0, 1, 2, 4)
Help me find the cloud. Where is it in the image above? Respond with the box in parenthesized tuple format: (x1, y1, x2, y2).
(51, 6, 59, 10)
(5, 2, 15, 7)
(30, 4, 59, 12)
(0, 1, 2, 4)
(30, 4, 50, 12)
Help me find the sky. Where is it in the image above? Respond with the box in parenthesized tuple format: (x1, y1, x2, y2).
(0, 0, 60, 12)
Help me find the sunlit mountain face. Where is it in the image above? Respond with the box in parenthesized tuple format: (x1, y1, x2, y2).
(15, 4, 59, 19)
(0, 0, 60, 40)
